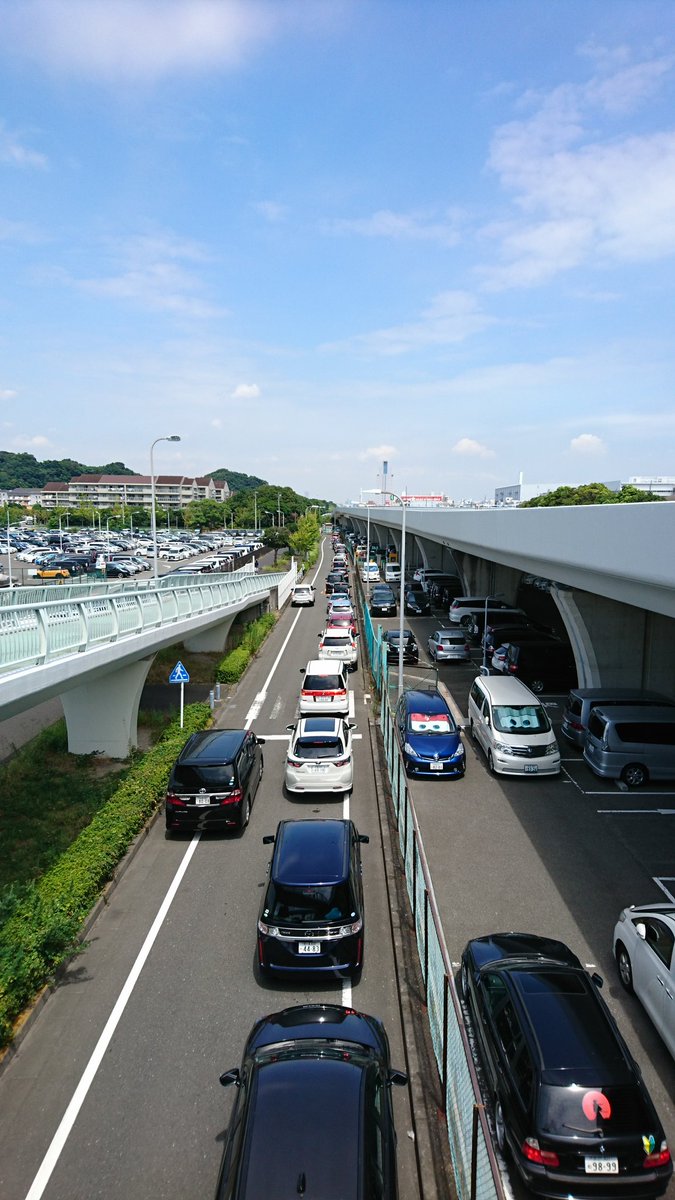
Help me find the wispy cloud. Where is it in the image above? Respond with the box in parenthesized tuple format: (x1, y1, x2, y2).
(254, 200, 288, 223)
(12, 434, 50, 448)
(358, 444, 398, 462)
(0, 0, 332, 81)
(0, 389, 18, 400)
(480, 52, 675, 289)
(451, 438, 495, 459)
(0, 119, 47, 168)
(230, 383, 260, 400)
(322, 208, 463, 247)
(322, 291, 494, 356)
(569, 433, 606, 455)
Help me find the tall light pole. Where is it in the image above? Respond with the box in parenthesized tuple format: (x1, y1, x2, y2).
(253, 491, 258, 531)
(364, 489, 407, 697)
(150, 435, 181, 581)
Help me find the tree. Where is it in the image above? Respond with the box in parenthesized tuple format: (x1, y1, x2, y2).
(288, 512, 321, 561)
(262, 527, 288, 564)
(183, 499, 227, 530)
(521, 482, 665, 508)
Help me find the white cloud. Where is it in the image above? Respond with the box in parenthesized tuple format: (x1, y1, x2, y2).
(322, 291, 494, 356)
(480, 54, 675, 289)
(255, 200, 288, 223)
(0, 389, 17, 400)
(12, 434, 50, 448)
(230, 383, 260, 400)
(451, 438, 495, 459)
(323, 208, 462, 247)
(0, 0, 328, 81)
(358, 444, 398, 462)
(0, 120, 47, 168)
(570, 433, 606, 455)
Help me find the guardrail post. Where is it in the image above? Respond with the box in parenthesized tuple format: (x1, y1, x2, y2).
(471, 1103, 483, 1200)
(442, 972, 449, 1113)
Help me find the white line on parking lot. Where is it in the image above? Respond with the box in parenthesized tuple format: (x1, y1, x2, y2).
(597, 808, 675, 815)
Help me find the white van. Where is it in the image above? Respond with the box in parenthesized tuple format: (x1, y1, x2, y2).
(467, 674, 560, 777)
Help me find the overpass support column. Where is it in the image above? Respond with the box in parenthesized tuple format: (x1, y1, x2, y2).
(452, 553, 523, 604)
(184, 614, 238, 652)
(61, 657, 154, 759)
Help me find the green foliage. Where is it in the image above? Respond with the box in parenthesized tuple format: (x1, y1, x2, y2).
(210, 468, 267, 492)
(521, 482, 665, 507)
(288, 512, 321, 561)
(215, 612, 277, 684)
(0, 703, 210, 1049)
(0, 452, 136, 488)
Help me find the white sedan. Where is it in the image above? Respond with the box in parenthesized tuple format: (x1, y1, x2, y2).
(284, 716, 356, 794)
(613, 903, 675, 1061)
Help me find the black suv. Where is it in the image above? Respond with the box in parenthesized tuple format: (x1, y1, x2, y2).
(257, 819, 368, 980)
(215, 1004, 407, 1199)
(460, 932, 672, 1198)
(370, 585, 397, 617)
(404, 585, 431, 616)
(383, 629, 419, 664)
(165, 729, 265, 835)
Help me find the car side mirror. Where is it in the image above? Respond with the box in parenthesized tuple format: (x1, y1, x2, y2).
(255, 737, 266, 745)
(388, 1069, 408, 1087)
(635, 922, 647, 941)
(300, 668, 305, 673)
(591, 972, 604, 989)
(358, 834, 370, 844)
(219, 1068, 240, 1088)
(286, 724, 295, 731)
(348, 722, 358, 730)
(262, 834, 275, 844)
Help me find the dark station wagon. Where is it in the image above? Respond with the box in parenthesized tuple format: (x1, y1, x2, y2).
(164, 729, 265, 835)
(460, 932, 672, 1199)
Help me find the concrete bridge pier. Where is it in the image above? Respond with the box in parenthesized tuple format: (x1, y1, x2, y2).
(61, 657, 154, 759)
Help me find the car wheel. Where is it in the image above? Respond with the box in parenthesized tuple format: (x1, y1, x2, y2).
(460, 615, 473, 629)
(239, 795, 251, 831)
(494, 1100, 507, 1156)
(460, 962, 470, 1001)
(530, 678, 545, 694)
(258, 755, 264, 782)
(487, 750, 495, 773)
(164, 826, 173, 840)
(621, 762, 647, 788)
(616, 942, 634, 993)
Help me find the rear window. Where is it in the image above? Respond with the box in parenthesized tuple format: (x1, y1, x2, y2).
(538, 1083, 654, 1137)
(322, 635, 350, 647)
(492, 705, 551, 735)
(294, 738, 344, 759)
(566, 694, 583, 718)
(615, 721, 675, 745)
(172, 764, 235, 790)
(303, 674, 344, 691)
(588, 711, 609, 742)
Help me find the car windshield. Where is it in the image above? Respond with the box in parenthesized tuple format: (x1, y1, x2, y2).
(492, 705, 551, 735)
(538, 1084, 655, 1137)
(409, 712, 452, 734)
(172, 764, 235, 790)
(263, 881, 354, 924)
(322, 635, 350, 646)
(293, 738, 344, 759)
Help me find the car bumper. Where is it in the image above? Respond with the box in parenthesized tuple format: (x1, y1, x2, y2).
(165, 803, 242, 830)
(512, 1151, 672, 1200)
(403, 757, 465, 779)
(492, 754, 561, 776)
(259, 934, 362, 976)
(285, 765, 353, 793)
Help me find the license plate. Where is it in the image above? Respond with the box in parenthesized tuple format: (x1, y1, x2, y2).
(307, 764, 329, 773)
(584, 1157, 618, 1175)
(429, 762, 444, 771)
(195, 796, 211, 805)
(314, 696, 330, 702)
(524, 764, 538, 773)
(298, 942, 321, 954)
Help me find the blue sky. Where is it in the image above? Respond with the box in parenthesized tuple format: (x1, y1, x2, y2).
(1, 0, 674, 504)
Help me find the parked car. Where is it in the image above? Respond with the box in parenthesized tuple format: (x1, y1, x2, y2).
(467, 674, 560, 776)
(491, 638, 576, 693)
(383, 629, 419, 664)
(104, 561, 134, 578)
(299, 660, 350, 716)
(449, 596, 522, 629)
(361, 561, 381, 583)
(428, 628, 471, 662)
(326, 612, 358, 637)
(404, 586, 431, 616)
(214, 1003, 407, 1198)
(164, 728, 265, 834)
(291, 583, 315, 606)
(370, 585, 397, 617)
(284, 716, 356, 795)
(384, 564, 401, 582)
(460, 931, 673, 1199)
(583, 704, 675, 787)
(257, 819, 369, 979)
(482, 621, 551, 659)
(394, 688, 465, 779)
(318, 627, 358, 670)
(613, 903, 675, 1061)
(561, 688, 674, 748)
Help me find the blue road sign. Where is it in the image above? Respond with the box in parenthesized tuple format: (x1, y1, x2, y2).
(169, 661, 190, 684)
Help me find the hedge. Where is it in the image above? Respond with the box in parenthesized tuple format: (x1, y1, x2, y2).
(0, 702, 210, 1050)
(215, 611, 277, 685)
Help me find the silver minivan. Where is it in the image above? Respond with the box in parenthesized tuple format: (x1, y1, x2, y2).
(583, 705, 675, 787)
(467, 674, 560, 777)
(561, 687, 673, 748)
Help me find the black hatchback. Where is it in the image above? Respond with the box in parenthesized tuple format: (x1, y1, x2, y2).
(257, 819, 368, 980)
(215, 1004, 407, 1199)
(164, 729, 265, 834)
(460, 932, 672, 1199)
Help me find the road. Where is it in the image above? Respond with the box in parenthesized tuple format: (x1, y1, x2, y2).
(0, 542, 423, 1200)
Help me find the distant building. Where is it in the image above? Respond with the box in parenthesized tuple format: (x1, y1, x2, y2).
(627, 475, 675, 499)
(1, 487, 45, 508)
(494, 481, 555, 505)
(40, 474, 230, 511)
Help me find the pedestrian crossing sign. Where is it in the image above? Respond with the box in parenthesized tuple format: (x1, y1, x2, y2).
(169, 661, 190, 684)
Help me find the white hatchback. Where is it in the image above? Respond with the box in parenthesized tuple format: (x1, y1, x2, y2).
(317, 627, 358, 670)
(284, 716, 356, 794)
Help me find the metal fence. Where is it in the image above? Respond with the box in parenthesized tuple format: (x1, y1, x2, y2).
(353, 550, 506, 1200)
(0, 567, 293, 677)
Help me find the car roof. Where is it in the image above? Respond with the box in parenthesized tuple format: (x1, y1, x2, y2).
(472, 674, 542, 704)
(178, 729, 247, 764)
(297, 717, 342, 736)
(402, 688, 449, 712)
(272, 819, 352, 885)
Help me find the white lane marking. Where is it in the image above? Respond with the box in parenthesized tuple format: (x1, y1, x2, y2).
(597, 808, 675, 814)
(25, 834, 202, 1200)
(258, 734, 292, 741)
(348, 691, 355, 719)
(341, 785, 352, 1008)
(269, 695, 282, 720)
(26, 540, 331, 1195)
(655, 878, 675, 902)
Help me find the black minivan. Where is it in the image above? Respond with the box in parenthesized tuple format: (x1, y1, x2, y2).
(257, 819, 368, 980)
(165, 729, 265, 834)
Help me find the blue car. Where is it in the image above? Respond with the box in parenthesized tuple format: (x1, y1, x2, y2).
(394, 688, 465, 779)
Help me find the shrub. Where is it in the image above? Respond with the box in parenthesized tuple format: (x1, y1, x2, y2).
(216, 611, 277, 684)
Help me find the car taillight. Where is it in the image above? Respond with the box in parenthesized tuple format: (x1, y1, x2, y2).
(165, 793, 187, 808)
(334, 757, 349, 767)
(287, 758, 303, 768)
(219, 789, 242, 806)
(508, 663, 518, 674)
(643, 1143, 671, 1169)
(521, 1138, 559, 1168)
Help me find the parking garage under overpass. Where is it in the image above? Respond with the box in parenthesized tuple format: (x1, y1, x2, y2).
(335, 502, 675, 694)
(0, 567, 294, 758)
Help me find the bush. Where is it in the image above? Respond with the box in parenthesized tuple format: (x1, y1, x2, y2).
(0, 702, 211, 1049)
(216, 611, 277, 684)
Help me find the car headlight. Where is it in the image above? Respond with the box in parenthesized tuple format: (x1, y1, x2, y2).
(339, 917, 363, 937)
(494, 741, 516, 755)
(545, 741, 559, 755)
(451, 743, 465, 759)
(258, 920, 279, 937)
(403, 741, 419, 758)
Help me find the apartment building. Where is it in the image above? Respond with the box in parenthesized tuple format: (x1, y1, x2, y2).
(40, 474, 230, 511)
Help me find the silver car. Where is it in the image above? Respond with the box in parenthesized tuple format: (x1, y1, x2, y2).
(428, 629, 471, 661)
(284, 716, 356, 794)
(613, 903, 675, 1061)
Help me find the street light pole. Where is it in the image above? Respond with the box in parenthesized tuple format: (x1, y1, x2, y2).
(363, 489, 407, 698)
(150, 434, 181, 581)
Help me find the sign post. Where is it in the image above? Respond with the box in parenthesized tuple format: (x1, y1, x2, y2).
(169, 660, 190, 728)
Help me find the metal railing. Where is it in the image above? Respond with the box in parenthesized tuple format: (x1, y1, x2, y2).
(351, 545, 505, 1200)
(0, 567, 293, 677)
